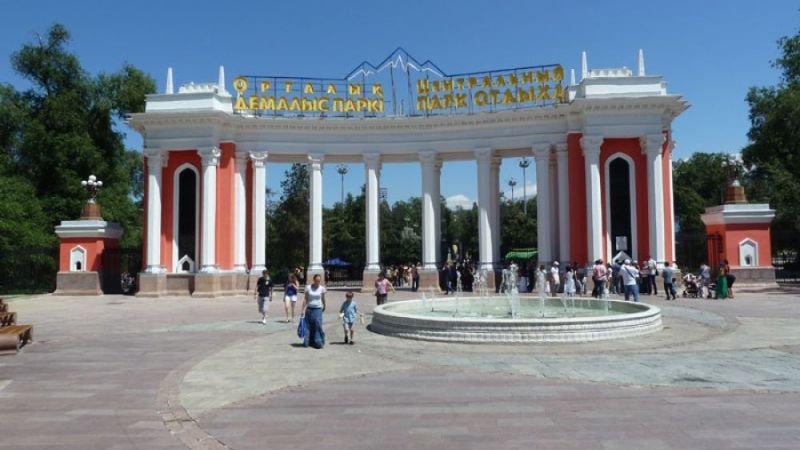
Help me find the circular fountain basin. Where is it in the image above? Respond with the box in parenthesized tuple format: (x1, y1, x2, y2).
(370, 297, 662, 343)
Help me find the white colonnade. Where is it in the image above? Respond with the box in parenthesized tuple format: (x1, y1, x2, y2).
(364, 154, 382, 272)
(199, 146, 221, 273)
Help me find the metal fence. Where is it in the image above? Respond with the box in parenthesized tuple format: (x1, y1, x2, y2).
(0, 246, 58, 295)
(773, 253, 800, 284)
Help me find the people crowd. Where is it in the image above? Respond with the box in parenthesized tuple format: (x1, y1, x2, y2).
(253, 253, 737, 352)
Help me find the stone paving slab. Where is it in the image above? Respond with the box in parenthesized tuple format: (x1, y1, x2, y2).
(1, 289, 799, 448)
(199, 369, 800, 450)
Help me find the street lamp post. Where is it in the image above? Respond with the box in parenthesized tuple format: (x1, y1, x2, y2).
(336, 164, 348, 204)
(508, 177, 517, 203)
(80, 174, 104, 219)
(518, 157, 530, 214)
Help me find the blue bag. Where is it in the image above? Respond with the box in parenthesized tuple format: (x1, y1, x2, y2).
(296, 316, 307, 339)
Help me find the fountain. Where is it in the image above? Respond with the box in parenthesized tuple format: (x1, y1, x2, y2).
(369, 266, 662, 343)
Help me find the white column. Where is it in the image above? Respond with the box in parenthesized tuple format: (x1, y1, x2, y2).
(491, 157, 502, 266)
(549, 152, 559, 254)
(668, 140, 676, 261)
(364, 154, 381, 271)
(249, 151, 268, 272)
(642, 134, 666, 264)
(308, 153, 324, 272)
(534, 147, 552, 263)
(581, 136, 604, 261)
(419, 151, 438, 270)
(233, 153, 248, 272)
(555, 143, 570, 262)
(199, 146, 221, 273)
(433, 160, 442, 264)
(475, 148, 494, 270)
(145, 150, 166, 273)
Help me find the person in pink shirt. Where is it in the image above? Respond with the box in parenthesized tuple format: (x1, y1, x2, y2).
(591, 259, 607, 298)
(374, 272, 395, 305)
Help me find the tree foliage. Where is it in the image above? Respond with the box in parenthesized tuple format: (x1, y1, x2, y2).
(0, 24, 155, 292)
(672, 153, 735, 233)
(742, 27, 800, 241)
(266, 165, 540, 273)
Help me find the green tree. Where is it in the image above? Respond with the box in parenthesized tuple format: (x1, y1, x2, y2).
(501, 199, 537, 258)
(0, 24, 154, 292)
(672, 153, 734, 233)
(742, 26, 800, 252)
(268, 163, 310, 272)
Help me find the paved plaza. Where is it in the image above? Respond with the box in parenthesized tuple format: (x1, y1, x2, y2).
(2, 286, 800, 449)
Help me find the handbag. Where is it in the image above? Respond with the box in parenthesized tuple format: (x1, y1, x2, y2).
(296, 315, 308, 339)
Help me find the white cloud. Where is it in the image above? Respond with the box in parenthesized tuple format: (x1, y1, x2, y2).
(501, 182, 537, 202)
(445, 194, 474, 210)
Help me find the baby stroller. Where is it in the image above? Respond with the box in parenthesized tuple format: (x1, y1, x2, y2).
(682, 274, 701, 298)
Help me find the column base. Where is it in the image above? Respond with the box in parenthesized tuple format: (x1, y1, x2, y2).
(137, 273, 168, 297)
(54, 272, 102, 296)
(361, 270, 382, 293)
(418, 270, 442, 293)
(731, 267, 779, 288)
(193, 273, 221, 298)
(216, 273, 245, 295)
(306, 268, 325, 286)
(165, 274, 194, 296)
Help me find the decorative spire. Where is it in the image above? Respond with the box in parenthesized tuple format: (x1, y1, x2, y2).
(637, 49, 645, 76)
(166, 67, 174, 94)
(581, 51, 588, 80)
(570, 68, 576, 86)
(217, 65, 226, 94)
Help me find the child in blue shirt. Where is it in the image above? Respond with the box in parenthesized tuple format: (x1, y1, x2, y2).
(339, 291, 361, 345)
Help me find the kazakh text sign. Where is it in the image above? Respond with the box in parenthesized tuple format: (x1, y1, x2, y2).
(232, 49, 565, 118)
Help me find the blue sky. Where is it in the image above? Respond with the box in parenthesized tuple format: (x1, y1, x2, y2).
(1, 0, 797, 208)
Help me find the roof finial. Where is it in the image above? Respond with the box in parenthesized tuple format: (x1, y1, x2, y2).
(570, 68, 576, 86)
(166, 67, 174, 94)
(637, 49, 645, 76)
(581, 51, 588, 80)
(217, 66, 226, 94)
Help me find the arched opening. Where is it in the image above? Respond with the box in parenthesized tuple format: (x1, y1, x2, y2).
(606, 156, 636, 260)
(70, 246, 87, 272)
(739, 238, 758, 267)
(175, 166, 198, 272)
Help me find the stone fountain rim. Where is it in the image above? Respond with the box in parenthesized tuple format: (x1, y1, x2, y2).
(374, 297, 661, 325)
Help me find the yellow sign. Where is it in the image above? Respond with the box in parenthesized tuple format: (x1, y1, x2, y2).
(231, 55, 565, 118)
(233, 77, 385, 114)
(415, 66, 565, 112)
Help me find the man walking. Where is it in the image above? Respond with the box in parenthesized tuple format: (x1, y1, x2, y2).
(662, 262, 677, 300)
(647, 256, 658, 296)
(620, 259, 640, 302)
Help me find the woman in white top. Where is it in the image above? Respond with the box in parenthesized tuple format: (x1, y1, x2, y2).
(565, 267, 576, 298)
(301, 274, 327, 349)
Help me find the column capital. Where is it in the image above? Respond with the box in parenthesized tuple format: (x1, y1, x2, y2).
(532, 142, 552, 159)
(474, 147, 493, 161)
(553, 142, 568, 154)
(199, 146, 221, 166)
(145, 150, 169, 169)
(640, 134, 665, 156)
(363, 153, 382, 169)
(234, 152, 249, 170)
(308, 153, 324, 169)
(580, 136, 603, 159)
(419, 150, 438, 165)
(491, 156, 502, 168)
(249, 151, 268, 168)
